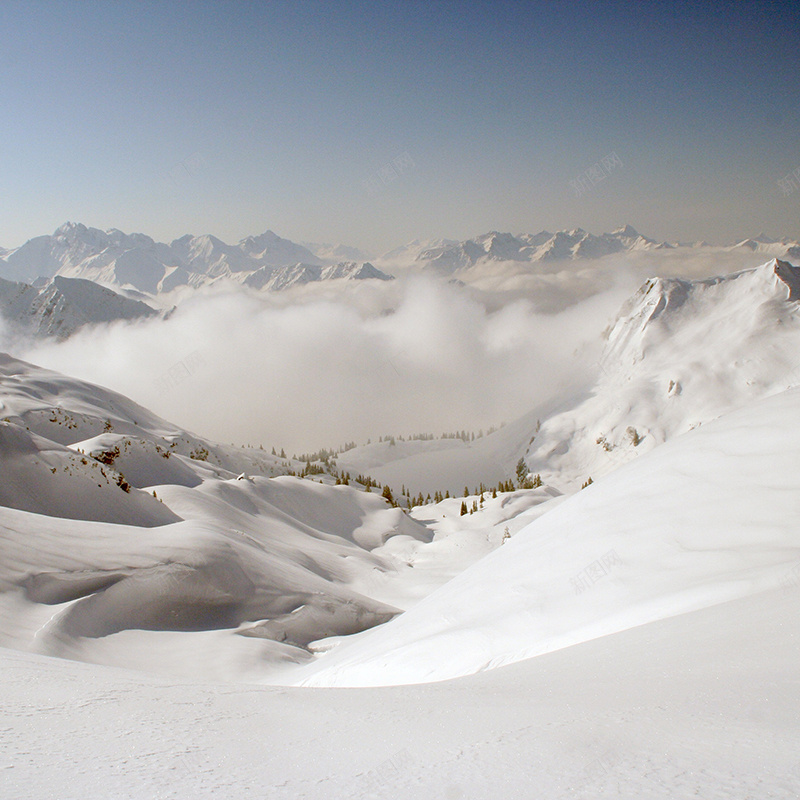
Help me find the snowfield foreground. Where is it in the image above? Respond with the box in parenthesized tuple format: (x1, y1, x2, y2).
(3, 587, 799, 799)
(1, 258, 800, 797)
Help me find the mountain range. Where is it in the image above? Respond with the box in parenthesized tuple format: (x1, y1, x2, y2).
(4, 222, 799, 302)
(0, 222, 393, 297)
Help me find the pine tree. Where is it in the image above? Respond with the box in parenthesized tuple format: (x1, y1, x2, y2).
(516, 458, 528, 488)
(460, 501, 467, 516)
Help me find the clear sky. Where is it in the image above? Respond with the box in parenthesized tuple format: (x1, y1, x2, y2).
(1, 0, 799, 252)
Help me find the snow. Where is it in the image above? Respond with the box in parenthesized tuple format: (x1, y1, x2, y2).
(288, 386, 800, 687)
(2, 246, 800, 797)
(2, 585, 799, 798)
(527, 258, 800, 489)
(0, 275, 156, 340)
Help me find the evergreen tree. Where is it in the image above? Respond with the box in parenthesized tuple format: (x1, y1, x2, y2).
(515, 458, 528, 488)
(460, 501, 467, 516)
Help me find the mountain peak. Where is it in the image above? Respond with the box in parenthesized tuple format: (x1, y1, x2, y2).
(612, 224, 639, 238)
(771, 258, 800, 300)
(54, 221, 87, 237)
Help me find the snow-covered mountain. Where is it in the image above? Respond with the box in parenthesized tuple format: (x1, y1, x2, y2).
(4, 247, 800, 797)
(524, 257, 800, 488)
(329, 257, 800, 498)
(388, 226, 800, 287)
(302, 242, 373, 263)
(0, 223, 389, 297)
(242, 261, 392, 292)
(379, 237, 460, 264)
(0, 274, 157, 339)
(6, 249, 799, 689)
(412, 225, 670, 274)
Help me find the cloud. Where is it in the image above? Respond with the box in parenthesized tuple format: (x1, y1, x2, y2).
(6, 275, 620, 453)
(9, 245, 775, 454)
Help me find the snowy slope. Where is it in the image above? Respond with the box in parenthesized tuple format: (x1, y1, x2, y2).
(526, 258, 800, 488)
(0, 352, 449, 678)
(0, 275, 157, 339)
(0, 487, 413, 675)
(3, 582, 799, 799)
(292, 385, 800, 686)
(0, 421, 179, 526)
(0, 352, 290, 478)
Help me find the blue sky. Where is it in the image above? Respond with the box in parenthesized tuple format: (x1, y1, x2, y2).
(1, 0, 799, 251)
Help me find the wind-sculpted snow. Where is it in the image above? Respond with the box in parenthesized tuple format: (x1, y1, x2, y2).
(292, 387, 800, 687)
(0, 497, 404, 674)
(0, 464, 433, 677)
(0, 352, 445, 678)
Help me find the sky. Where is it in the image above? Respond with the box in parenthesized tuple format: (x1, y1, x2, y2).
(1, 0, 800, 253)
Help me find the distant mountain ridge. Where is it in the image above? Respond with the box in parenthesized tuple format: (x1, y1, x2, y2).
(3, 222, 799, 298)
(410, 225, 800, 274)
(0, 223, 392, 296)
